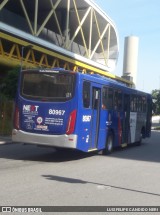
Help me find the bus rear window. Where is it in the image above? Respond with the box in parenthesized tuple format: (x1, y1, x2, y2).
(21, 72, 75, 101)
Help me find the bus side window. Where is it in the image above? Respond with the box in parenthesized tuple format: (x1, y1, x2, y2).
(124, 94, 130, 111)
(114, 90, 122, 110)
(118, 90, 122, 110)
(114, 90, 118, 110)
(108, 88, 113, 109)
(102, 87, 114, 110)
(83, 81, 91, 108)
(131, 95, 137, 112)
(102, 87, 107, 109)
(130, 95, 134, 111)
(142, 96, 147, 112)
(138, 96, 142, 112)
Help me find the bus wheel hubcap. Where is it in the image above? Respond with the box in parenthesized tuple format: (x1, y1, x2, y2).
(108, 137, 113, 151)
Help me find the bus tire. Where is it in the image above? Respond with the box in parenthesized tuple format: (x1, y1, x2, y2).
(136, 128, 144, 146)
(136, 135, 142, 146)
(103, 132, 113, 155)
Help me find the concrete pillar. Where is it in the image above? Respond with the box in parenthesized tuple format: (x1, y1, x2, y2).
(122, 36, 139, 87)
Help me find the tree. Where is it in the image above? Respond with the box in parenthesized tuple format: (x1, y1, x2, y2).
(0, 67, 19, 100)
(152, 89, 160, 115)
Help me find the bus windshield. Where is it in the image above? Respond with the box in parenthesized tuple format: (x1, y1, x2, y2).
(21, 71, 75, 101)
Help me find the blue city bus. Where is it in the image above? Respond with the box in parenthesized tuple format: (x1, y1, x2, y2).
(12, 68, 152, 154)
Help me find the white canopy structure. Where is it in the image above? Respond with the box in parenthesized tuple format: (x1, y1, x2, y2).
(0, 0, 119, 72)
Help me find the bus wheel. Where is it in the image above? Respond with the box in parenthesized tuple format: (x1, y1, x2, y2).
(136, 128, 144, 146)
(103, 133, 113, 155)
(136, 133, 142, 146)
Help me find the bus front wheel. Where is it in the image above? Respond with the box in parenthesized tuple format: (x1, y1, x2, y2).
(103, 132, 113, 155)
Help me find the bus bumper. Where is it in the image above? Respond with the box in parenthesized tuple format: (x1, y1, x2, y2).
(12, 129, 77, 149)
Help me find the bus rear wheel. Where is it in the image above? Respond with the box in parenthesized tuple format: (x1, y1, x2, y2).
(135, 132, 142, 146)
(136, 128, 144, 146)
(103, 133, 113, 155)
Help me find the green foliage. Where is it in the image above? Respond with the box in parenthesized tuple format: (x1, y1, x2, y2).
(0, 67, 19, 100)
(152, 89, 160, 115)
(0, 67, 19, 135)
(0, 100, 14, 135)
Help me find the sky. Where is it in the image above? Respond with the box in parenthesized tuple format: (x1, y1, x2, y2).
(94, 0, 160, 93)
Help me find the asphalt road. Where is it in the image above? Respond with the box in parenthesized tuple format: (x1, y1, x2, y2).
(0, 131, 160, 214)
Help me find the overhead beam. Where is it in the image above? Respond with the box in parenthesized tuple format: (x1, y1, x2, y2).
(20, 0, 34, 35)
(36, 0, 62, 36)
(0, 32, 133, 86)
(34, 0, 38, 35)
(0, 0, 9, 10)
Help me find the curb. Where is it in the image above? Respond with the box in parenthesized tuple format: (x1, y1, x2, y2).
(0, 141, 12, 145)
(151, 129, 160, 132)
(0, 136, 12, 145)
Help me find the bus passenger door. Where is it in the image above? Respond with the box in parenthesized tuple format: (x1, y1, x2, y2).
(123, 94, 131, 144)
(90, 87, 101, 149)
